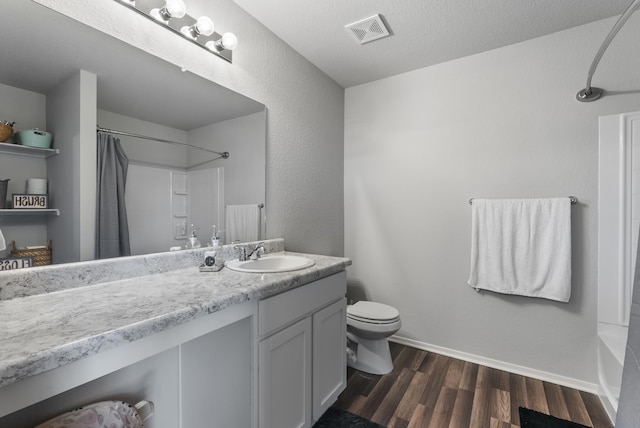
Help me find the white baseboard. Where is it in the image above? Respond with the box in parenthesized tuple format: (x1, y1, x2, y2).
(390, 335, 599, 394)
(597, 385, 617, 425)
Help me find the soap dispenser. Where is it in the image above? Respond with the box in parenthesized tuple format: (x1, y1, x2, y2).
(210, 225, 223, 267)
(185, 224, 201, 249)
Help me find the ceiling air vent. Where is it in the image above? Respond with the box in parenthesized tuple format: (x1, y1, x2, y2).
(345, 14, 391, 45)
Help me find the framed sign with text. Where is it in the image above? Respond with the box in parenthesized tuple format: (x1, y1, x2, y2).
(12, 194, 48, 209)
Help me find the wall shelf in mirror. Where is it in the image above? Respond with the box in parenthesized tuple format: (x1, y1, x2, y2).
(0, 209, 60, 216)
(0, 144, 59, 159)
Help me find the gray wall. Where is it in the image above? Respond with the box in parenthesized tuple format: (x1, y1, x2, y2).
(187, 111, 266, 207)
(47, 70, 97, 263)
(344, 16, 640, 387)
(35, 0, 345, 257)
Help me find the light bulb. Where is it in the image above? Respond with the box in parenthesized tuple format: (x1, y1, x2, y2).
(219, 32, 238, 50)
(165, 0, 186, 19)
(181, 16, 214, 39)
(195, 16, 214, 36)
(150, 0, 186, 22)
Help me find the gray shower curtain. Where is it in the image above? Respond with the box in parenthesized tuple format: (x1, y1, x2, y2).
(95, 133, 131, 259)
(616, 232, 640, 427)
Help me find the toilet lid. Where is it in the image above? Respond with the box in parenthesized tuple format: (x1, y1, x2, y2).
(347, 301, 399, 321)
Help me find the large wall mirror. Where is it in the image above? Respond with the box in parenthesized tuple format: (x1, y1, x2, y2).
(0, 0, 266, 266)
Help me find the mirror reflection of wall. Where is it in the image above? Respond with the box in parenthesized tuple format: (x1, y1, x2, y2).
(98, 109, 265, 255)
(0, 0, 266, 266)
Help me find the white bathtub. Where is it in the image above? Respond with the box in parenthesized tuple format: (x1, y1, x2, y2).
(597, 322, 626, 422)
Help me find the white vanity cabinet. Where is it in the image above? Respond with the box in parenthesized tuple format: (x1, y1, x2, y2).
(257, 271, 347, 428)
(0, 257, 351, 428)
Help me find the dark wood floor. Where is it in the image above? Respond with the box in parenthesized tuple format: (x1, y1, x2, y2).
(334, 342, 612, 428)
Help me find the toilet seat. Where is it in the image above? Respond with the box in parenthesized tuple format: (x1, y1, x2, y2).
(347, 301, 400, 324)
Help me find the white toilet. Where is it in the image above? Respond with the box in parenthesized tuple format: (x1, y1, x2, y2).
(346, 301, 401, 375)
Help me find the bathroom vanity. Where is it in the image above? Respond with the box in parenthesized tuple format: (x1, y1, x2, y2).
(0, 239, 350, 428)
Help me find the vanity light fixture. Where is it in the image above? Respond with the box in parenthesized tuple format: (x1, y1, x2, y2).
(114, 0, 237, 63)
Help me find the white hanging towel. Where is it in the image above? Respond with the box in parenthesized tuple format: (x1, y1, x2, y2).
(225, 204, 260, 243)
(467, 198, 572, 302)
(0, 227, 5, 252)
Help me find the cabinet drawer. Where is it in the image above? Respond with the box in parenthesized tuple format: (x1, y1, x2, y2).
(258, 271, 346, 337)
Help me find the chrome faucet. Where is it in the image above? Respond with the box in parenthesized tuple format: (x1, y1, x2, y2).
(247, 242, 265, 260)
(236, 242, 265, 261)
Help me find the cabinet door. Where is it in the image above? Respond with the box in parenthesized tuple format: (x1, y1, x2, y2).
(259, 317, 312, 428)
(312, 298, 347, 422)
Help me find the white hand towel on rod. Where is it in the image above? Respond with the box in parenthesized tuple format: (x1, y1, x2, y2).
(467, 198, 572, 302)
(0, 227, 5, 252)
(225, 204, 261, 244)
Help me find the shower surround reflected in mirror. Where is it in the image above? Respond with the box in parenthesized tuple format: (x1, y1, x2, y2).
(0, 0, 265, 265)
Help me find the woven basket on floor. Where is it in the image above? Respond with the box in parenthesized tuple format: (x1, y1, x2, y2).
(10, 240, 52, 266)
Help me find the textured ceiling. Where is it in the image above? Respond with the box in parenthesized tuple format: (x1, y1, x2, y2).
(232, 0, 633, 88)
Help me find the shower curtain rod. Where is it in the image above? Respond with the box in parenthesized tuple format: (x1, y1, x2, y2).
(468, 196, 578, 205)
(576, 0, 640, 102)
(96, 126, 230, 159)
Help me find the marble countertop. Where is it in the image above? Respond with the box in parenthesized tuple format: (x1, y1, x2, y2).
(0, 251, 350, 388)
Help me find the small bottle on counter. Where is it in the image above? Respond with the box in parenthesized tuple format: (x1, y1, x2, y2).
(201, 225, 224, 271)
(211, 238, 222, 267)
(185, 224, 201, 249)
(210, 225, 223, 268)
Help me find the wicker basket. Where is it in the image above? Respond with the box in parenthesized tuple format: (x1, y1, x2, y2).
(10, 240, 52, 266)
(0, 124, 13, 142)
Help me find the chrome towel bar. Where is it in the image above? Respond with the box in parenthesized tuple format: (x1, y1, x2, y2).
(469, 196, 578, 205)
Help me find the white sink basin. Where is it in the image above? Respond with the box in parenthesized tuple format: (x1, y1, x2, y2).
(225, 254, 315, 273)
